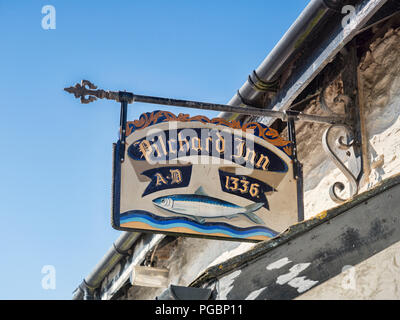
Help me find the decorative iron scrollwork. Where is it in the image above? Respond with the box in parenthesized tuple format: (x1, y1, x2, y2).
(322, 124, 359, 203)
(318, 82, 361, 204)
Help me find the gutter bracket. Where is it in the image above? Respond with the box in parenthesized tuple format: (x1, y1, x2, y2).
(113, 243, 131, 256)
(248, 70, 280, 93)
(80, 280, 97, 300)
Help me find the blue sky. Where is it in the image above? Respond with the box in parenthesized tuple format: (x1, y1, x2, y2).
(0, 0, 309, 299)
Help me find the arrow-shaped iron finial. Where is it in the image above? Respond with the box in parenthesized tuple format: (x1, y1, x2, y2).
(64, 80, 120, 104)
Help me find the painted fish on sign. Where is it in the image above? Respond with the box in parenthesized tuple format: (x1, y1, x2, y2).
(153, 187, 265, 225)
(112, 110, 302, 242)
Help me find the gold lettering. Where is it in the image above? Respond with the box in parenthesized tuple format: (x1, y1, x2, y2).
(139, 140, 153, 162)
(244, 148, 256, 164)
(230, 177, 239, 191)
(239, 179, 250, 194)
(168, 139, 177, 154)
(152, 144, 162, 158)
(215, 132, 225, 153)
(191, 137, 202, 152)
(249, 183, 260, 197)
(170, 169, 182, 184)
(158, 135, 168, 156)
(204, 137, 213, 153)
(178, 132, 190, 152)
(233, 139, 245, 158)
(256, 154, 270, 171)
(155, 173, 168, 186)
(225, 176, 230, 190)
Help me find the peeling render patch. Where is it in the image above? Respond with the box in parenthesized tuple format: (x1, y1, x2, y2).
(205, 243, 256, 272)
(218, 270, 242, 300)
(288, 277, 319, 293)
(276, 263, 311, 285)
(266, 257, 291, 270)
(360, 26, 400, 132)
(275, 263, 319, 293)
(245, 287, 267, 300)
(267, 259, 319, 293)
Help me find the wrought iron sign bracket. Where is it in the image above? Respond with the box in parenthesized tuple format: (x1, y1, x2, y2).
(64, 79, 363, 205)
(318, 82, 362, 204)
(118, 94, 129, 162)
(315, 42, 365, 204)
(64, 80, 350, 126)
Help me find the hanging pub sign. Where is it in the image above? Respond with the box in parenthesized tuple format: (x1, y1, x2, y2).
(111, 110, 302, 242)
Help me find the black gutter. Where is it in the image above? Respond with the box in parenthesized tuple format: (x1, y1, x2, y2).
(222, 0, 349, 120)
(72, 232, 140, 300)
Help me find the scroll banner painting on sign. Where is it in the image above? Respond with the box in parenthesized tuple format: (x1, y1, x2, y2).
(112, 111, 301, 242)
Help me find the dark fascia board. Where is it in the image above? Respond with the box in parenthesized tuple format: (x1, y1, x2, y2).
(190, 172, 400, 289)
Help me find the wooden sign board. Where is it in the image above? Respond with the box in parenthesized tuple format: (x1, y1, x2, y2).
(112, 111, 302, 242)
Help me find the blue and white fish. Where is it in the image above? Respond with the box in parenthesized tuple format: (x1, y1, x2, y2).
(152, 187, 265, 225)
